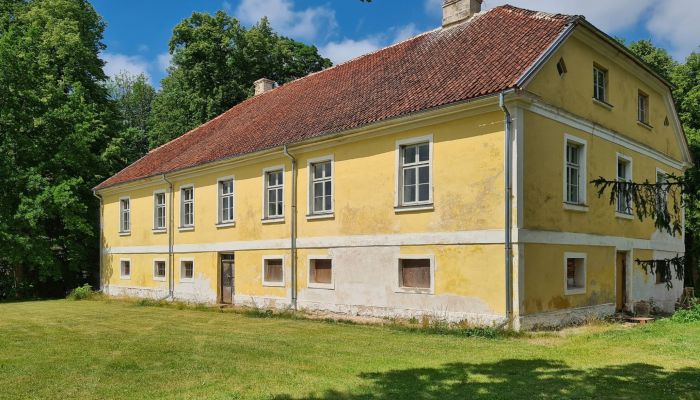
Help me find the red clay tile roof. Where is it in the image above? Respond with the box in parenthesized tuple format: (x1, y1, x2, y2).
(96, 5, 577, 190)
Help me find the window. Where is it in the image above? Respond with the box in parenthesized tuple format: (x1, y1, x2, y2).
(397, 257, 433, 292)
(556, 57, 567, 77)
(564, 253, 586, 295)
(593, 65, 608, 103)
(308, 258, 333, 289)
(180, 260, 194, 282)
(264, 169, 284, 219)
(218, 178, 234, 224)
(120, 259, 131, 279)
(180, 186, 194, 227)
(656, 169, 668, 215)
(153, 260, 166, 280)
(564, 136, 586, 206)
(262, 257, 284, 286)
(638, 91, 649, 125)
(309, 160, 333, 215)
(616, 155, 632, 215)
(154, 192, 166, 230)
(119, 198, 130, 233)
(398, 138, 432, 206)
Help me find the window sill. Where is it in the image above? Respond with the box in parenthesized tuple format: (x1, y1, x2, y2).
(308, 283, 335, 290)
(118, 231, 131, 237)
(262, 281, 285, 287)
(615, 212, 634, 220)
(394, 203, 434, 213)
(565, 288, 586, 296)
(395, 287, 434, 295)
(592, 98, 613, 110)
(261, 218, 285, 225)
(637, 121, 653, 130)
(178, 226, 194, 232)
(306, 213, 334, 221)
(563, 203, 589, 212)
(216, 221, 236, 228)
(152, 229, 167, 234)
(153, 276, 166, 282)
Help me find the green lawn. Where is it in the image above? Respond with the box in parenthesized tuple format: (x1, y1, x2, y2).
(0, 300, 699, 399)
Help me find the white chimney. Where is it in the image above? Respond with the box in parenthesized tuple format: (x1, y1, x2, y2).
(442, 0, 482, 28)
(254, 78, 276, 96)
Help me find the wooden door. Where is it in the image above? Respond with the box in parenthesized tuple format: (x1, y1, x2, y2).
(616, 251, 627, 312)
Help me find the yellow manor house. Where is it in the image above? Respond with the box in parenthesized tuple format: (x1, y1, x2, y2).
(95, 1, 691, 329)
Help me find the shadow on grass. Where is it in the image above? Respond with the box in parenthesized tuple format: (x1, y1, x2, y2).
(275, 359, 700, 399)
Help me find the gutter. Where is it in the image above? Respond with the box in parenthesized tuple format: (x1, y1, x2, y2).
(499, 90, 515, 328)
(162, 174, 175, 300)
(92, 190, 104, 293)
(283, 145, 298, 310)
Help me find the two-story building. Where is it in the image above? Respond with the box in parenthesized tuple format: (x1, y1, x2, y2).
(94, 1, 691, 329)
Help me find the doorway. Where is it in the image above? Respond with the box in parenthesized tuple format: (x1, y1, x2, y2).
(616, 251, 628, 312)
(220, 253, 235, 304)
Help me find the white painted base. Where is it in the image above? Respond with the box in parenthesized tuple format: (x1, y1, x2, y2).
(104, 284, 217, 303)
(519, 303, 616, 330)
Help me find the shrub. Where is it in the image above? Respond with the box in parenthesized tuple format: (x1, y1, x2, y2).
(671, 300, 700, 323)
(67, 284, 96, 300)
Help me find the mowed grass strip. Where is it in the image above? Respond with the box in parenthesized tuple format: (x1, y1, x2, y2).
(0, 300, 699, 400)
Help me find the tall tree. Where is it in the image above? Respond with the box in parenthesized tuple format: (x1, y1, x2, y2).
(149, 13, 331, 147)
(0, 0, 113, 297)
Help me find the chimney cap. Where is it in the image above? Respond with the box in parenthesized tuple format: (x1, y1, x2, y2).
(254, 78, 277, 96)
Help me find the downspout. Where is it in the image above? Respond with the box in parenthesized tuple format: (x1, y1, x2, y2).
(499, 91, 514, 327)
(92, 190, 104, 293)
(162, 174, 175, 300)
(283, 145, 298, 310)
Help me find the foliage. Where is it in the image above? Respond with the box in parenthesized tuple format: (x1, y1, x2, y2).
(66, 283, 96, 300)
(636, 255, 685, 289)
(148, 14, 331, 147)
(671, 299, 700, 323)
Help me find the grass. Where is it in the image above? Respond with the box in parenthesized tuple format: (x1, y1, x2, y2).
(0, 300, 699, 399)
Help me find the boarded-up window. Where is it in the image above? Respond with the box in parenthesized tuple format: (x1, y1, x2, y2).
(399, 258, 431, 289)
(264, 258, 284, 284)
(310, 259, 332, 285)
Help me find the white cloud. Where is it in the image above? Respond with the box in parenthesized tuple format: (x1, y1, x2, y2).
(320, 38, 382, 64)
(102, 53, 151, 81)
(646, 0, 700, 60)
(424, 0, 442, 16)
(235, 0, 336, 41)
(222, 1, 231, 12)
(392, 23, 420, 44)
(157, 52, 172, 73)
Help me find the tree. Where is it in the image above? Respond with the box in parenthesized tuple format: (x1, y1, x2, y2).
(148, 13, 331, 147)
(0, 0, 114, 298)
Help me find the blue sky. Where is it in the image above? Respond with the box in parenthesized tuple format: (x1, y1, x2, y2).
(92, 0, 700, 87)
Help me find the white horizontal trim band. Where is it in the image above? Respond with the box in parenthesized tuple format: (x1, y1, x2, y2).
(103, 229, 683, 254)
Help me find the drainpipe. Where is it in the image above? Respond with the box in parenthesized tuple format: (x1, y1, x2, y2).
(499, 91, 514, 327)
(92, 190, 104, 293)
(283, 145, 298, 310)
(162, 174, 175, 300)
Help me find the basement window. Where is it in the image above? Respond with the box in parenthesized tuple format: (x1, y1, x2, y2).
(153, 260, 166, 281)
(180, 260, 194, 282)
(556, 58, 567, 77)
(120, 259, 131, 280)
(397, 257, 434, 293)
(262, 257, 284, 286)
(564, 253, 586, 295)
(308, 258, 333, 289)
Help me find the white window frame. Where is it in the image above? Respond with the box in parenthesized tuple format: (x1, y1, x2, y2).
(153, 258, 167, 281)
(593, 64, 608, 103)
(153, 190, 167, 232)
(563, 134, 587, 211)
(564, 252, 587, 295)
(119, 197, 131, 235)
(307, 155, 334, 217)
(638, 90, 650, 125)
(262, 166, 285, 222)
(179, 258, 195, 283)
(119, 258, 131, 280)
(656, 167, 669, 217)
(179, 184, 195, 230)
(262, 256, 285, 287)
(615, 153, 633, 218)
(307, 255, 334, 290)
(395, 135, 434, 210)
(217, 176, 235, 226)
(395, 254, 435, 294)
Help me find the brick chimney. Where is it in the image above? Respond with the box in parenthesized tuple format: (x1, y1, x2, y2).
(254, 78, 276, 96)
(442, 0, 482, 28)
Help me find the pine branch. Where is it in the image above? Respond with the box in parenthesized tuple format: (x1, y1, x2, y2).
(635, 256, 685, 289)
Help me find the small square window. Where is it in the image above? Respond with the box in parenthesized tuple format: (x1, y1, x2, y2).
(309, 258, 333, 288)
(154, 260, 166, 280)
(263, 258, 284, 286)
(180, 260, 194, 281)
(120, 260, 131, 279)
(398, 258, 432, 290)
(565, 254, 586, 294)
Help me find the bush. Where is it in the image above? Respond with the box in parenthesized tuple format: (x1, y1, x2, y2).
(671, 300, 700, 323)
(67, 284, 96, 300)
